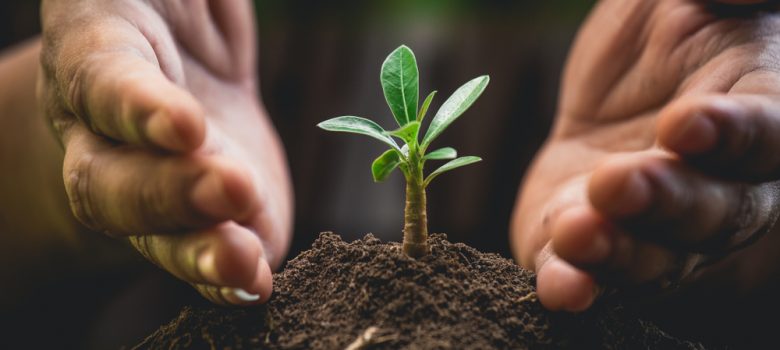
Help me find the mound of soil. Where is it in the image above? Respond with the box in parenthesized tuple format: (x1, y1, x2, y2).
(135, 233, 705, 349)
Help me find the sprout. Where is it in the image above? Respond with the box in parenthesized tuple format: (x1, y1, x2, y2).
(318, 45, 489, 258)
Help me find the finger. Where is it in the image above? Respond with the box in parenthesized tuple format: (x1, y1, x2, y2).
(208, 0, 258, 81)
(535, 245, 598, 312)
(658, 94, 780, 181)
(40, 10, 204, 151)
(588, 152, 779, 251)
(190, 234, 273, 307)
(512, 175, 590, 269)
(551, 206, 683, 286)
(129, 223, 268, 290)
(161, 0, 256, 82)
(550, 206, 612, 266)
(76, 52, 205, 151)
(63, 123, 256, 235)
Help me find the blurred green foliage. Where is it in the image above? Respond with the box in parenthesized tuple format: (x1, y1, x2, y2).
(254, 0, 596, 24)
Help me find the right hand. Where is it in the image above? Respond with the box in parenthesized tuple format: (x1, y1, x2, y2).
(38, 0, 293, 305)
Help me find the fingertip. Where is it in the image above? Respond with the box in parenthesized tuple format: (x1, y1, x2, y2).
(216, 159, 258, 218)
(145, 102, 206, 152)
(249, 258, 274, 303)
(105, 57, 205, 151)
(219, 256, 273, 306)
(537, 258, 598, 312)
(195, 224, 261, 288)
(551, 207, 612, 265)
(658, 96, 750, 157)
(215, 225, 262, 287)
(168, 93, 207, 149)
(191, 159, 256, 221)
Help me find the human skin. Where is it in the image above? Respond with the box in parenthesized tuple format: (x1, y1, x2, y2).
(513, 0, 780, 312)
(32, 0, 292, 305)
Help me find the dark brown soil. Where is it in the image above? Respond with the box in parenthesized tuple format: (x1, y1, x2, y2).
(135, 233, 705, 349)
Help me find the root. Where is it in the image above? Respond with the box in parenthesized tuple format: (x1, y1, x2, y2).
(517, 291, 537, 304)
(345, 326, 395, 350)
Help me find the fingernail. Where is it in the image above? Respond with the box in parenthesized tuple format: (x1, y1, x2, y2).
(191, 171, 242, 219)
(669, 114, 717, 155)
(146, 110, 187, 151)
(197, 248, 220, 283)
(222, 287, 260, 304)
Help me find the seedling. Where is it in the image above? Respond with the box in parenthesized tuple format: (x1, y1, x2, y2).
(318, 45, 489, 258)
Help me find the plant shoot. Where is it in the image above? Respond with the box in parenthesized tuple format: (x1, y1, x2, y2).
(318, 45, 489, 258)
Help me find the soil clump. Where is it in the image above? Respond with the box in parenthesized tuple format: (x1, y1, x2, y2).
(136, 232, 705, 349)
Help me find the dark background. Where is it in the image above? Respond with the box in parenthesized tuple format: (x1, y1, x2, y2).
(0, 1, 593, 348)
(255, 1, 592, 257)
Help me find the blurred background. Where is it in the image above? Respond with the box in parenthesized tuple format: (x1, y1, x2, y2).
(258, 0, 595, 256)
(0, 0, 594, 348)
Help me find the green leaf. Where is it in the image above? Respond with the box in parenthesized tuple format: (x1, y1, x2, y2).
(424, 156, 482, 187)
(381, 45, 419, 127)
(423, 147, 457, 161)
(372, 149, 403, 182)
(386, 121, 420, 145)
(421, 76, 489, 150)
(417, 91, 437, 122)
(318, 116, 400, 151)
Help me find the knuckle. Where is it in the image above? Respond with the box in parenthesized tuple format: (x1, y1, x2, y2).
(64, 152, 100, 230)
(63, 58, 91, 124)
(49, 116, 78, 148)
(37, 58, 80, 145)
(196, 285, 231, 306)
(51, 22, 120, 123)
(137, 172, 193, 231)
(130, 235, 165, 268)
(129, 235, 150, 261)
(138, 176, 166, 225)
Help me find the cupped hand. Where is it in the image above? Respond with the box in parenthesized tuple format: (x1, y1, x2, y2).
(512, 0, 780, 311)
(38, 0, 292, 305)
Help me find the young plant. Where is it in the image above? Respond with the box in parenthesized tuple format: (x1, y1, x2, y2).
(318, 45, 489, 258)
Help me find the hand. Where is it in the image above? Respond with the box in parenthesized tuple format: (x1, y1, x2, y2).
(512, 0, 780, 311)
(38, 0, 293, 305)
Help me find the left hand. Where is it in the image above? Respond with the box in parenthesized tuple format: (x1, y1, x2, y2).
(512, 0, 780, 311)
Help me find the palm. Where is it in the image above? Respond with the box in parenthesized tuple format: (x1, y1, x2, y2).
(559, 0, 777, 173)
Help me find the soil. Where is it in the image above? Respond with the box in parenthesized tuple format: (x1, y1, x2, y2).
(135, 232, 706, 349)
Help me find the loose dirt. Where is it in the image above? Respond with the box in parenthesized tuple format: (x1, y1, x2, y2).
(136, 233, 705, 349)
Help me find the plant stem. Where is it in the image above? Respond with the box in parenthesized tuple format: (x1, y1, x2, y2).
(403, 152, 429, 258)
